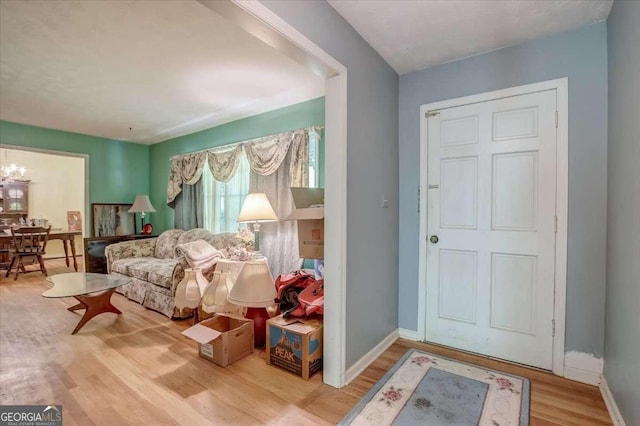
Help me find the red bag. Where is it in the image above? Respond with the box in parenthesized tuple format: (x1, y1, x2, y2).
(297, 279, 324, 317)
(275, 270, 323, 318)
(276, 270, 312, 289)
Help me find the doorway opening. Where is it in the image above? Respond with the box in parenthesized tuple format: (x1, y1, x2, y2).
(206, 1, 349, 387)
(0, 145, 88, 261)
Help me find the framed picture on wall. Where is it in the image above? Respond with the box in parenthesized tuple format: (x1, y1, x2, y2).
(91, 203, 136, 237)
(67, 211, 82, 231)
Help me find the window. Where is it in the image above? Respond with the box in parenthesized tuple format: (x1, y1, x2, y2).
(202, 129, 322, 233)
(202, 154, 250, 233)
(308, 128, 321, 188)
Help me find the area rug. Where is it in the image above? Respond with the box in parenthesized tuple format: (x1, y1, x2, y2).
(340, 349, 530, 426)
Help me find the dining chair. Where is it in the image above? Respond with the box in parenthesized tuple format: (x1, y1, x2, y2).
(5, 226, 51, 280)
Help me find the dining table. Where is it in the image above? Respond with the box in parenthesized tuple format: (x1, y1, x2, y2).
(0, 229, 82, 271)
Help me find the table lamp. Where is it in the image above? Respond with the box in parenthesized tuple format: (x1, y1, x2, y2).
(237, 193, 277, 257)
(129, 195, 156, 234)
(227, 258, 276, 347)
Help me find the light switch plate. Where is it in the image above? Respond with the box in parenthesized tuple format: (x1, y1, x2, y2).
(381, 193, 389, 208)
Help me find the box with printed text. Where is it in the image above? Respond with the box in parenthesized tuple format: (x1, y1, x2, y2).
(266, 314, 323, 380)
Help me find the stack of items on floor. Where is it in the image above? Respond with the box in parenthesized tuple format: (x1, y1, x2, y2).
(180, 187, 326, 377)
(174, 239, 225, 313)
(267, 270, 324, 380)
(266, 187, 325, 380)
(178, 239, 255, 368)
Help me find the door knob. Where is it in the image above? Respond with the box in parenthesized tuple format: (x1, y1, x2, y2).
(430, 235, 439, 244)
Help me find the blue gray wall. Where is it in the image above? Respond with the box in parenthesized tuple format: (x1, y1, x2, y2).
(399, 23, 608, 357)
(263, 1, 400, 368)
(605, 1, 640, 423)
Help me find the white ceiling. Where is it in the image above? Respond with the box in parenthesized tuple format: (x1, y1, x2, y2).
(328, 0, 613, 75)
(0, 1, 324, 144)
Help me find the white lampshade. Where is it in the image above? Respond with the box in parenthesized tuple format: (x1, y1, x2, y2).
(216, 259, 246, 283)
(129, 195, 157, 213)
(201, 260, 246, 315)
(237, 193, 277, 223)
(227, 259, 276, 308)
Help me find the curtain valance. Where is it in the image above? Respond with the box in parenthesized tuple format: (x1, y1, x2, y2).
(244, 132, 293, 176)
(208, 145, 242, 183)
(167, 127, 318, 206)
(181, 152, 207, 184)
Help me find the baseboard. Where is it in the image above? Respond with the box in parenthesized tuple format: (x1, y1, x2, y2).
(600, 377, 627, 426)
(398, 328, 419, 341)
(344, 329, 399, 385)
(563, 351, 603, 386)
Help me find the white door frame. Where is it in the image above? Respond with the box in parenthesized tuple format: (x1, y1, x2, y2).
(212, 0, 350, 388)
(1, 144, 89, 240)
(417, 78, 568, 376)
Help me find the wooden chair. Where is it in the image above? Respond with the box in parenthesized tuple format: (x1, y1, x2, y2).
(5, 226, 51, 280)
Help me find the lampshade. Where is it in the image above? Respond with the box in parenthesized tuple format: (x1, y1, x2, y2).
(237, 193, 277, 223)
(216, 259, 246, 283)
(129, 195, 157, 213)
(201, 260, 246, 315)
(227, 259, 276, 308)
(174, 268, 208, 312)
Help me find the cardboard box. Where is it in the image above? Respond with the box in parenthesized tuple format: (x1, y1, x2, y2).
(285, 187, 324, 259)
(182, 315, 254, 367)
(195, 305, 217, 323)
(266, 314, 323, 380)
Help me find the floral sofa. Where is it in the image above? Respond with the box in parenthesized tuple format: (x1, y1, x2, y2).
(105, 228, 244, 318)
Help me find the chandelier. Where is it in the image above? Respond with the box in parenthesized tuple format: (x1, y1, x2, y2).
(0, 163, 27, 183)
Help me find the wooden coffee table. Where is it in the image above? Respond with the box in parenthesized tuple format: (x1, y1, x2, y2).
(43, 272, 131, 334)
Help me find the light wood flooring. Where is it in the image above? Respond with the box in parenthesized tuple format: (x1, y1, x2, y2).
(0, 259, 612, 425)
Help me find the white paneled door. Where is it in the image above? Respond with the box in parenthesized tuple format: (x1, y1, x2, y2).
(425, 90, 557, 369)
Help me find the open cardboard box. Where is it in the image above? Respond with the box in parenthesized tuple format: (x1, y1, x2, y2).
(285, 187, 324, 260)
(182, 314, 254, 367)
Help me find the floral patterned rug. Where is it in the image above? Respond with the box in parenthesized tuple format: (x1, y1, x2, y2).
(339, 349, 530, 426)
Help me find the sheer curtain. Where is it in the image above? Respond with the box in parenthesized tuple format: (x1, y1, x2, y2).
(167, 128, 314, 264)
(249, 140, 309, 277)
(250, 151, 295, 277)
(203, 154, 250, 233)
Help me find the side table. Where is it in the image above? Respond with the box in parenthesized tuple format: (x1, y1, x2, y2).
(83, 234, 156, 273)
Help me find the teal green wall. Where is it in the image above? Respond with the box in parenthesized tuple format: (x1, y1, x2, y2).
(0, 121, 150, 234)
(150, 97, 325, 232)
(0, 97, 324, 235)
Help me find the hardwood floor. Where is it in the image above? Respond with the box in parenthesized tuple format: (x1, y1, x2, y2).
(0, 259, 612, 425)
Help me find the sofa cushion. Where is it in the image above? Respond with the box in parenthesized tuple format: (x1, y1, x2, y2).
(176, 229, 243, 258)
(147, 260, 181, 289)
(111, 257, 180, 289)
(155, 229, 184, 259)
(111, 257, 143, 275)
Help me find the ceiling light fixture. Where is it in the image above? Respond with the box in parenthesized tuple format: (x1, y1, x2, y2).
(0, 155, 27, 183)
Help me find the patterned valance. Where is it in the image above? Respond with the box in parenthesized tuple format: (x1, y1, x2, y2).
(208, 146, 242, 183)
(167, 127, 318, 206)
(181, 152, 207, 184)
(244, 132, 294, 176)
